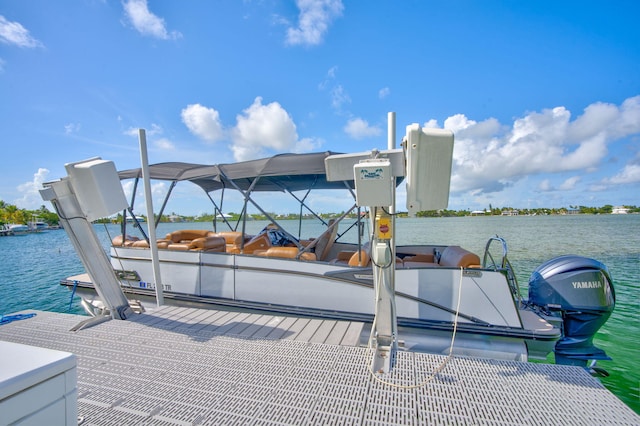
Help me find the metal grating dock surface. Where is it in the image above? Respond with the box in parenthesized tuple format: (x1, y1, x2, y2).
(1, 307, 638, 426)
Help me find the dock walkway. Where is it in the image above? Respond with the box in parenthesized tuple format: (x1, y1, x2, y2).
(1, 307, 638, 425)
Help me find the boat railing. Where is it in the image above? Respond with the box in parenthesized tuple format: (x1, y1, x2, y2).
(483, 235, 522, 302)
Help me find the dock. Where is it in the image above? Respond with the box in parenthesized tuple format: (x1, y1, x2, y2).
(1, 306, 638, 425)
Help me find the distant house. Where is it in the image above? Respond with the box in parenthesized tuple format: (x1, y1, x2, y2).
(168, 215, 184, 222)
(566, 208, 580, 215)
(470, 210, 487, 216)
(501, 210, 519, 216)
(611, 206, 630, 214)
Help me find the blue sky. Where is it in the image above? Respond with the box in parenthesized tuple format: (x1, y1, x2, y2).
(1, 0, 639, 215)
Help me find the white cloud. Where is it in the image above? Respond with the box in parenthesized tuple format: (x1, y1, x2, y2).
(124, 123, 163, 137)
(231, 97, 306, 161)
(285, 0, 344, 46)
(0, 15, 43, 48)
(15, 168, 49, 209)
(603, 163, 640, 185)
(436, 96, 640, 195)
(64, 123, 81, 134)
(378, 87, 390, 99)
(318, 65, 338, 90)
(558, 176, 581, 190)
(154, 138, 175, 150)
(122, 0, 181, 40)
(344, 118, 382, 140)
(331, 85, 351, 110)
(423, 119, 439, 129)
(181, 104, 224, 142)
(179, 98, 320, 161)
(318, 66, 352, 113)
(538, 179, 552, 192)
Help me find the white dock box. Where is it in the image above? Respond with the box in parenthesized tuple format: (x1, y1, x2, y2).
(0, 341, 77, 425)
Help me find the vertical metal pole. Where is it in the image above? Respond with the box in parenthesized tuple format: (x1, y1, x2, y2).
(387, 112, 397, 274)
(387, 112, 397, 320)
(370, 112, 399, 374)
(387, 112, 396, 151)
(139, 129, 164, 306)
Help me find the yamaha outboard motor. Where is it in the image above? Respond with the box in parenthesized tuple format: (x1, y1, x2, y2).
(528, 255, 615, 367)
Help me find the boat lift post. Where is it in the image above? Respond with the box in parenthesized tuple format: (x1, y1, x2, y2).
(40, 158, 133, 320)
(325, 116, 454, 373)
(138, 129, 164, 307)
(325, 139, 405, 373)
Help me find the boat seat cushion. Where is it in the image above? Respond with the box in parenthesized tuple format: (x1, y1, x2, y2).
(257, 247, 317, 261)
(165, 229, 216, 243)
(242, 233, 272, 254)
(330, 242, 372, 267)
(130, 239, 170, 249)
(167, 236, 226, 252)
(112, 234, 140, 247)
(348, 249, 370, 267)
(214, 231, 244, 246)
(438, 246, 481, 268)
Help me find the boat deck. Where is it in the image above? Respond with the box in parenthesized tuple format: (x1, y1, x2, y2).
(1, 307, 637, 425)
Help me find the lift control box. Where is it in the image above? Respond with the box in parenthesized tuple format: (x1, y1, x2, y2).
(354, 159, 393, 207)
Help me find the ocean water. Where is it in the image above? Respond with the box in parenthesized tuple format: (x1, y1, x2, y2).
(0, 214, 638, 413)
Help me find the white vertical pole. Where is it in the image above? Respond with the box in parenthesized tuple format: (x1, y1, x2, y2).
(387, 112, 396, 213)
(139, 129, 164, 306)
(387, 111, 396, 150)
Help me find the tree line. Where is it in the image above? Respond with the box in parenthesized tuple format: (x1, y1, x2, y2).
(1, 200, 637, 226)
(415, 204, 639, 217)
(0, 201, 60, 226)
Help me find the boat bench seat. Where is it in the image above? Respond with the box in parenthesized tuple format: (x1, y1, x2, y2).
(165, 229, 216, 243)
(330, 249, 371, 267)
(212, 231, 245, 253)
(159, 230, 224, 252)
(401, 246, 481, 268)
(131, 239, 170, 249)
(111, 234, 141, 247)
(167, 236, 226, 252)
(256, 247, 317, 261)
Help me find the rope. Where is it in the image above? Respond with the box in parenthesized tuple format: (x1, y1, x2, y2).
(369, 266, 465, 389)
(69, 280, 79, 311)
(0, 313, 37, 325)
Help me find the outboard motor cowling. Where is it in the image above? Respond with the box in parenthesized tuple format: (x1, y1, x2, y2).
(528, 255, 615, 366)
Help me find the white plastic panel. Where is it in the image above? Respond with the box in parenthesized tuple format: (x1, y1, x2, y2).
(65, 158, 129, 222)
(325, 149, 405, 181)
(354, 159, 393, 206)
(405, 124, 454, 215)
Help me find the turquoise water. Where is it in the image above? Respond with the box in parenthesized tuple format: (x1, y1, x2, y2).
(0, 214, 638, 413)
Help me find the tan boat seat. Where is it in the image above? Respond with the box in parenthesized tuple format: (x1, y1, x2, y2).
(256, 246, 317, 261)
(167, 236, 226, 252)
(165, 229, 215, 243)
(213, 231, 244, 253)
(438, 245, 481, 268)
(400, 247, 480, 268)
(129, 239, 165, 249)
(111, 234, 140, 247)
(330, 242, 372, 267)
(241, 233, 272, 254)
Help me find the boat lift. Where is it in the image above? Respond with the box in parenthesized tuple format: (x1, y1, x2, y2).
(40, 159, 133, 321)
(325, 118, 454, 373)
